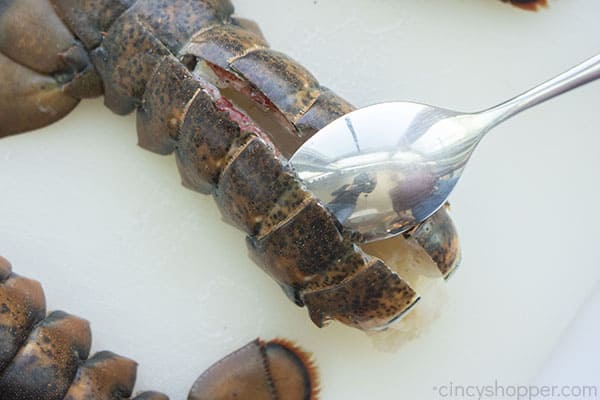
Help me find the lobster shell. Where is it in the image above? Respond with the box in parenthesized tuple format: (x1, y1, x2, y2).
(0, 256, 318, 399)
(0, 0, 461, 331)
(0, 256, 169, 400)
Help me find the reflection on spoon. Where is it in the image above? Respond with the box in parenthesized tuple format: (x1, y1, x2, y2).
(290, 54, 600, 242)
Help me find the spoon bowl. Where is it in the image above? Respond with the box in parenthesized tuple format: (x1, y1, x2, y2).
(289, 102, 474, 242)
(290, 54, 600, 242)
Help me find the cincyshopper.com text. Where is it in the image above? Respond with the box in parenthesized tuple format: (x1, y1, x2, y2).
(433, 380, 598, 399)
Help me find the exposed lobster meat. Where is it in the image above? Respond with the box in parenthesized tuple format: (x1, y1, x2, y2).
(0, 256, 318, 400)
(0, 0, 461, 331)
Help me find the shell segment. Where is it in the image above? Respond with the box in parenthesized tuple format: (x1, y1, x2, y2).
(0, 269, 46, 374)
(0, 0, 102, 137)
(50, 0, 135, 49)
(91, 0, 234, 114)
(188, 338, 318, 400)
(63, 351, 138, 400)
(0, 258, 170, 400)
(295, 88, 354, 139)
(137, 55, 203, 155)
(303, 260, 419, 330)
(175, 86, 257, 194)
(0, 311, 92, 400)
(412, 205, 461, 279)
(182, 24, 269, 70)
(230, 49, 321, 124)
(214, 136, 309, 236)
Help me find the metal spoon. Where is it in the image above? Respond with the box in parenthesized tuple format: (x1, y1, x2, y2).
(290, 54, 600, 242)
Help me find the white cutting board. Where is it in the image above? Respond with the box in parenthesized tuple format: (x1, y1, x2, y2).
(1, 0, 599, 398)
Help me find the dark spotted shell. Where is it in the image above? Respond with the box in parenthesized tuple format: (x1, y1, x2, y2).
(0, 256, 318, 400)
(0, 0, 461, 331)
(0, 256, 168, 400)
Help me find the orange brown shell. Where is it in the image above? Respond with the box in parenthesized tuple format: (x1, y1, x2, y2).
(1, 256, 318, 400)
(0, 256, 168, 400)
(189, 338, 319, 400)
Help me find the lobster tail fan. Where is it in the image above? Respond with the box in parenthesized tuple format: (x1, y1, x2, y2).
(0, 0, 102, 138)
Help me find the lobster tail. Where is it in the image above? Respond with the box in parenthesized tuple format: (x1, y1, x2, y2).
(189, 338, 319, 400)
(1, 256, 318, 399)
(1, 0, 462, 331)
(0, 256, 169, 400)
(100, 0, 460, 331)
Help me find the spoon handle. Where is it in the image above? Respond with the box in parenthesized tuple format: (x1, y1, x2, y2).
(477, 54, 600, 130)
